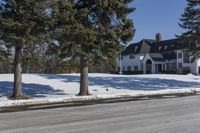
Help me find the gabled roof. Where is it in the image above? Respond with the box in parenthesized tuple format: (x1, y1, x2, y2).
(122, 38, 197, 61)
(122, 39, 155, 55)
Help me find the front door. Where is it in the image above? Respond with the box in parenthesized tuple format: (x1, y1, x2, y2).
(158, 64, 162, 73)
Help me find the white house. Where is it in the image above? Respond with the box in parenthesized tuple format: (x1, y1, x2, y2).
(116, 33, 200, 74)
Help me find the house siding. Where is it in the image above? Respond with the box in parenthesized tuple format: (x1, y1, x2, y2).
(117, 54, 142, 71)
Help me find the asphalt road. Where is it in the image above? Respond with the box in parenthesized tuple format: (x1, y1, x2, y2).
(0, 95, 200, 133)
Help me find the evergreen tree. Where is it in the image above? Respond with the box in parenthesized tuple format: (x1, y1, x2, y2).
(179, 0, 200, 59)
(22, 44, 47, 73)
(45, 41, 80, 73)
(0, 0, 50, 99)
(53, 0, 135, 95)
(0, 40, 6, 61)
(0, 42, 12, 63)
(0, 46, 6, 61)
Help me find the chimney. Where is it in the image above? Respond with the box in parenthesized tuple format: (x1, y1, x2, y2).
(155, 33, 162, 42)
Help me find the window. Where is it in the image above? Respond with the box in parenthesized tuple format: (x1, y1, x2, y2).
(183, 67, 190, 71)
(166, 63, 176, 71)
(129, 54, 135, 59)
(134, 66, 138, 71)
(178, 63, 182, 69)
(117, 67, 120, 71)
(118, 56, 123, 60)
(140, 63, 143, 70)
(127, 66, 131, 71)
(135, 46, 138, 52)
(163, 64, 165, 71)
(123, 66, 125, 71)
(178, 53, 182, 58)
(155, 64, 162, 73)
(183, 53, 190, 63)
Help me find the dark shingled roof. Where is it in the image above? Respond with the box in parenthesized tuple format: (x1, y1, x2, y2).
(122, 39, 153, 55)
(122, 38, 197, 61)
(148, 53, 165, 62)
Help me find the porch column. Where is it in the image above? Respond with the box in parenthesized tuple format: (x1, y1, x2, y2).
(152, 63, 156, 74)
(143, 63, 146, 74)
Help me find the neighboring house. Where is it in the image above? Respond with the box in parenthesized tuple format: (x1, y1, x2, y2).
(116, 33, 200, 74)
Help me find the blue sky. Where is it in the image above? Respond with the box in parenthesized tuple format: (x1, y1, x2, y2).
(129, 0, 187, 43)
(0, 0, 187, 44)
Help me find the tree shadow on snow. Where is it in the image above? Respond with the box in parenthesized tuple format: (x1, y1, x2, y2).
(40, 74, 200, 91)
(0, 81, 66, 98)
(39, 74, 80, 83)
(88, 77, 200, 90)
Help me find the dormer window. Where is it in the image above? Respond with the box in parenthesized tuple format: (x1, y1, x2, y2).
(129, 54, 135, 59)
(178, 53, 182, 58)
(183, 52, 190, 63)
(135, 46, 138, 52)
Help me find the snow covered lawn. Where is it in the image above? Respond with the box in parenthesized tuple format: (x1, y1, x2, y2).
(0, 73, 200, 107)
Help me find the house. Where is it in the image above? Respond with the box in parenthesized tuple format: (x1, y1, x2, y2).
(116, 33, 200, 74)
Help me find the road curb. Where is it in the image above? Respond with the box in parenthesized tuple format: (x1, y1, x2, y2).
(0, 89, 199, 112)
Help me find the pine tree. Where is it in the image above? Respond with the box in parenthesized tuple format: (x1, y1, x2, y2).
(50, 0, 135, 95)
(0, 42, 12, 63)
(22, 44, 47, 73)
(0, 0, 50, 99)
(0, 40, 6, 61)
(0, 46, 6, 61)
(179, 0, 200, 59)
(52, 0, 135, 95)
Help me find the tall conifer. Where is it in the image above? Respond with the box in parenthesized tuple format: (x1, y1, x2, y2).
(179, 0, 200, 59)
(0, 0, 50, 99)
(53, 0, 135, 95)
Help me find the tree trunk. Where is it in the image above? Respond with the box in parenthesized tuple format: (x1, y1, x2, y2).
(78, 56, 89, 95)
(10, 45, 29, 99)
